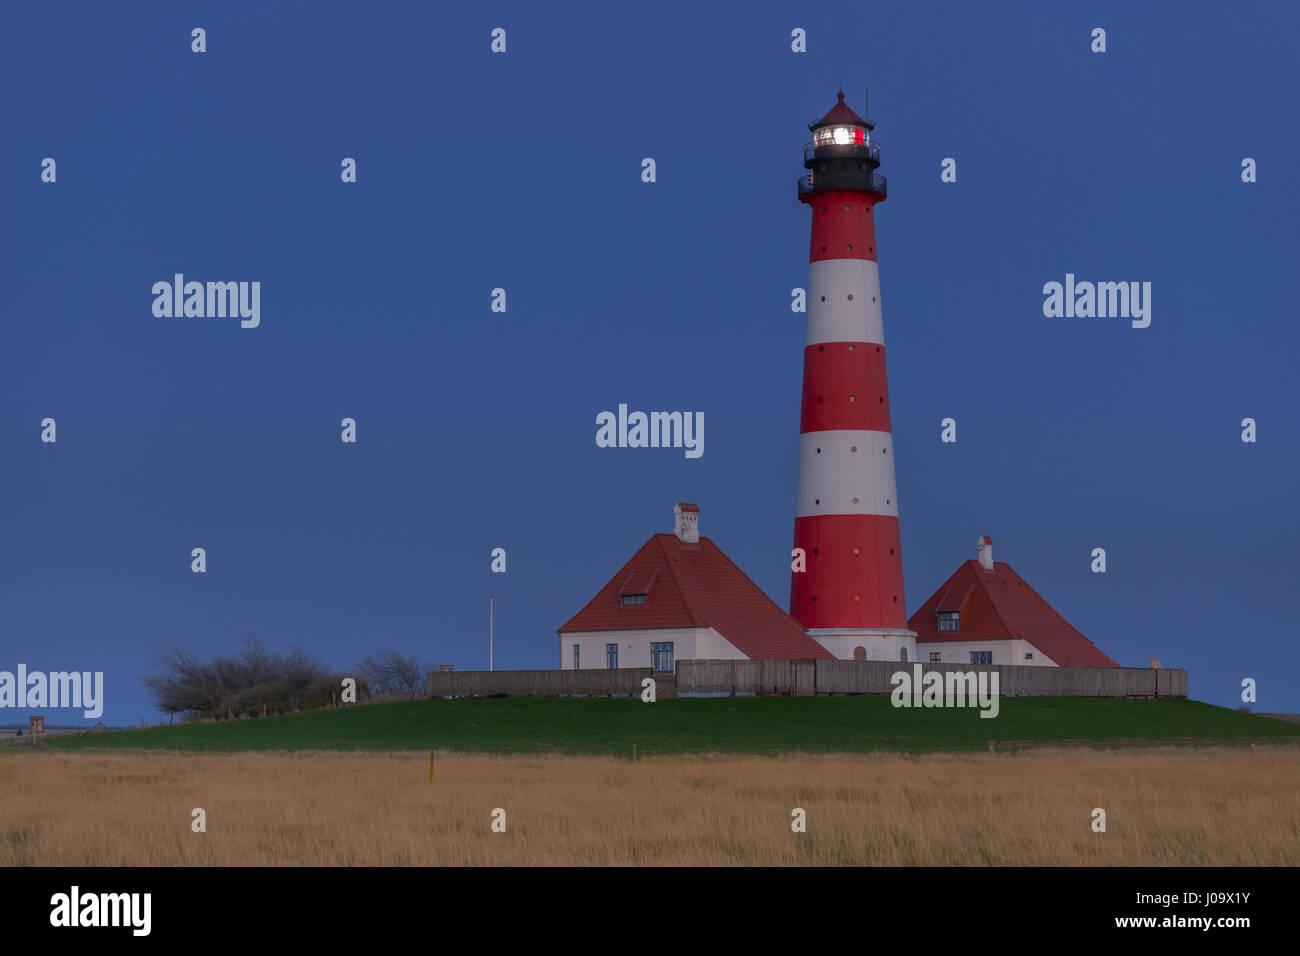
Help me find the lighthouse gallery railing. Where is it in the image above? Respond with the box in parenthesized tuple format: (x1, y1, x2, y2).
(803, 140, 880, 164)
(798, 171, 887, 198)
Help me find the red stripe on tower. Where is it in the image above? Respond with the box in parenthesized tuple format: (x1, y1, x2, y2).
(790, 90, 917, 662)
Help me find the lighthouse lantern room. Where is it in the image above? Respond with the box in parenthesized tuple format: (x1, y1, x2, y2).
(789, 90, 917, 663)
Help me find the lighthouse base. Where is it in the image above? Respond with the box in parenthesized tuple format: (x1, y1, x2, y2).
(806, 628, 918, 663)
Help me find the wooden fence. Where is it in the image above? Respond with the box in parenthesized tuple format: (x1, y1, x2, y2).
(425, 660, 1186, 700)
(671, 659, 818, 696)
(676, 659, 1187, 698)
(426, 667, 668, 698)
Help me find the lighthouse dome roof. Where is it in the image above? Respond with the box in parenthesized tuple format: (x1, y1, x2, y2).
(809, 90, 870, 131)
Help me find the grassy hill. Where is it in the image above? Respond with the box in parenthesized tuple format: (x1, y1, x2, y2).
(39, 696, 1300, 756)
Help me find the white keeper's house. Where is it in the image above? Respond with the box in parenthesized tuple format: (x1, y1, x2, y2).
(908, 536, 1118, 667)
(557, 504, 832, 674)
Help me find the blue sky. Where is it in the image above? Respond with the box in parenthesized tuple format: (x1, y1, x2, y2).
(2, 0, 1297, 724)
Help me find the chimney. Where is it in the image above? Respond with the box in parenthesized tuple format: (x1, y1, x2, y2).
(673, 502, 700, 543)
(977, 535, 994, 570)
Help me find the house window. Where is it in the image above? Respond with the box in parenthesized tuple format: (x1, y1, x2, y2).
(650, 642, 675, 674)
(929, 652, 941, 663)
(607, 643, 618, 669)
(970, 651, 992, 665)
(573, 644, 580, 670)
(1024, 652, 1033, 660)
(619, 593, 647, 607)
(937, 611, 960, 632)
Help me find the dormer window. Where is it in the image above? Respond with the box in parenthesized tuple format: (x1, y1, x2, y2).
(619, 593, 648, 607)
(815, 124, 867, 147)
(937, 611, 960, 632)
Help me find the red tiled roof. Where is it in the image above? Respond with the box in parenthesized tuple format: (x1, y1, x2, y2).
(812, 91, 868, 129)
(935, 584, 974, 615)
(908, 560, 1119, 667)
(676, 502, 700, 513)
(617, 566, 660, 596)
(559, 534, 833, 660)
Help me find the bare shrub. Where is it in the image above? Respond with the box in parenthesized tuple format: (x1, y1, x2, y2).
(353, 651, 430, 702)
(143, 639, 340, 720)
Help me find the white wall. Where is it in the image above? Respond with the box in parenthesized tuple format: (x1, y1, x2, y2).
(916, 638, 1058, 666)
(557, 627, 744, 670)
(809, 628, 917, 662)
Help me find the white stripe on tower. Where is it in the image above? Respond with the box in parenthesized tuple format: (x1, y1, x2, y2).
(794, 430, 898, 518)
(805, 259, 884, 346)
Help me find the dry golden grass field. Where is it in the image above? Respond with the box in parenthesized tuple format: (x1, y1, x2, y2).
(2, 749, 1297, 865)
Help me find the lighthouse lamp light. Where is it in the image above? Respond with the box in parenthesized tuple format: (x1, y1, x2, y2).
(815, 125, 867, 147)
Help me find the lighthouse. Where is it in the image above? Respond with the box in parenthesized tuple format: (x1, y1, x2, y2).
(789, 90, 917, 663)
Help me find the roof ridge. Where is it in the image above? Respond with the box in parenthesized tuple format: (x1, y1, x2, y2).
(708, 536, 805, 624)
(557, 536, 656, 632)
(1001, 561, 1107, 665)
(967, 560, 1020, 640)
(655, 533, 705, 628)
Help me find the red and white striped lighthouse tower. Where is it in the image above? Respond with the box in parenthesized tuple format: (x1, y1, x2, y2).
(789, 90, 916, 662)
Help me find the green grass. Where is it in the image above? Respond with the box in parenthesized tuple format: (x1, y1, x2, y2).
(34, 696, 1300, 756)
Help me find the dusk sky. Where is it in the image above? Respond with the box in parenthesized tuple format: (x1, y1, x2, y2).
(2, 0, 1297, 724)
